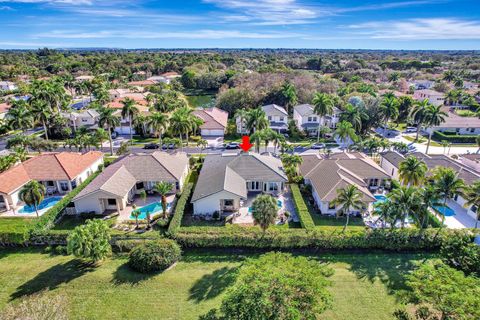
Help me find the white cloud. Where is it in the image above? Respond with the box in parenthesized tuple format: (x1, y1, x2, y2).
(346, 18, 480, 40)
(0, 0, 93, 4)
(0, 5, 14, 9)
(36, 29, 301, 39)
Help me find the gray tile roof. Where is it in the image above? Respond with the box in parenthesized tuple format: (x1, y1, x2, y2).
(380, 151, 405, 168)
(191, 153, 287, 202)
(294, 104, 314, 116)
(262, 104, 287, 116)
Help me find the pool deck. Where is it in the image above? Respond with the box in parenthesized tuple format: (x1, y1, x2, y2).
(0, 196, 64, 218)
(118, 194, 176, 221)
(441, 199, 477, 229)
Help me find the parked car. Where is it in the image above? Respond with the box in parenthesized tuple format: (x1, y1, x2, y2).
(143, 143, 160, 150)
(404, 127, 417, 133)
(168, 143, 176, 149)
(310, 143, 326, 150)
(225, 142, 240, 149)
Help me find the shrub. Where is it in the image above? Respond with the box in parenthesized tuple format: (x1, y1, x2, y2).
(128, 239, 182, 273)
(67, 219, 111, 263)
(290, 184, 315, 230)
(113, 239, 153, 253)
(432, 131, 478, 143)
(167, 183, 194, 235)
(440, 232, 480, 276)
(54, 245, 68, 255)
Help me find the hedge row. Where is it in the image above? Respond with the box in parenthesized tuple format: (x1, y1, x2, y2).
(167, 183, 194, 235)
(173, 227, 473, 251)
(432, 131, 478, 143)
(30, 170, 101, 236)
(290, 184, 315, 231)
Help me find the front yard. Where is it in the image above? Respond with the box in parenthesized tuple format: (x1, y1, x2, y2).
(0, 248, 433, 320)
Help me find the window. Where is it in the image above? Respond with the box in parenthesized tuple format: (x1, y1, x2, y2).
(328, 202, 335, 210)
(470, 128, 475, 133)
(471, 205, 478, 213)
(60, 181, 69, 192)
(453, 194, 459, 201)
(269, 183, 278, 191)
(312, 117, 317, 122)
(71, 180, 77, 189)
(136, 182, 144, 189)
(81, 118, 88, 122)
(224, 199, 234, 206)
(268, 116, 272, 121)
(47, 181, 55, 187)
(307, 117, 312, 122)
(279, 116, 284, 122)
(107, 199, 117, 206)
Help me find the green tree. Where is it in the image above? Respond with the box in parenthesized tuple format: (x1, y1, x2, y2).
(98, 107, 120, 156)
(423, 105, 447, 154)
(131, 205, 140, 229)
(334, 121, 358, 149)
(19, 180, 46, 218)
(398, 156, 428, 186)
(417, 185, 442, 229)
(463, 181, 480, 228)
(389, 186, 421, 228)
(432, 167, 464, 230)
(380, 96, 399, 133)
(67, 219, 111, 263)
(170, 107, 192, 151)
(121, 97, 139, 145)
(6, 100, 33, 133)
(245, 108, 268, 135)
(202, 252, 333, 320)
(148, 112, 169, 146)
(409, 99, 429, 141)
(312, 92, 334, 143)
(333, 185, 365, 232)
(251, 194, 278, 234)
(443, 70, 456, 82)
(154, 181, 173, 218)
(281, 81, 298, 113)
(340, 103, 363, 131)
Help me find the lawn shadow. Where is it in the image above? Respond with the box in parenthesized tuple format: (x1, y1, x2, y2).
(11, 259, 95, 301)
(111, 262, 157, 286)
(189, 266, 238, 303)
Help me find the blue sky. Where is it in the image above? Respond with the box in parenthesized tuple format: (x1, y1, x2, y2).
(0, 0, 479, 49)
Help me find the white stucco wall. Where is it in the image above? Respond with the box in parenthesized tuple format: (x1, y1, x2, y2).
(201, 129, 224, 136)
(193, 191, 241, 215)
(379, 157, 400, 179)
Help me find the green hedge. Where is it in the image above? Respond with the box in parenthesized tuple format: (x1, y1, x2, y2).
(29, 170, 101, 236)
(290, 184, 315, 231)
(167, 183, 194, 235)
(172, 227, 474, 251)
(432, 131, 478, 143)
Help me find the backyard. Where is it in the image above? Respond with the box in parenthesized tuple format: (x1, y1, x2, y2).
(0, 248, 432, 320)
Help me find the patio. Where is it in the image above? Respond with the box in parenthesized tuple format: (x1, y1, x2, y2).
(117, 194, 176, 221)
(0, 195, 65, 218)
(440, 199, 477, 229)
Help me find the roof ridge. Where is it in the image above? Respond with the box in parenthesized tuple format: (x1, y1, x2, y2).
(198, 108, 224, 128)
(54, 152, 76, 180)
(150, 152, 178, 180)
(245, 153, 286, 180)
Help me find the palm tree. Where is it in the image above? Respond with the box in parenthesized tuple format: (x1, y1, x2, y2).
(443, 70, 456, 82)
(423, 105, 447, 154)
(417, 185, 443, 229)
(332, 185, 365, 232)
(281, 81, 298, 113)
(398, 156, 427, 186)
(131, 204, 140, 229)
(261, 128, 276, 153)
(463, 181, 480, 228)
(380, 96, 399, 134)
(19, 180, 46, 218)
(30, 100, 52, 140)
(271, 131, 285, 154)
(251, 194, 278, 234)
(453, 77, 464, 89)
(154, 181, 173, 218)
(170, 107, 192, 151)
(340, 104, 363, 131)
(6, 100, 33, 133)
(312, 92, 334, 143)
(245, 108, 268, 134)
(98, 107, 120, 156)
(389, 186, 421, 228)
(148, 112, 169, 146)
(433, 167, 464, 230)
(197, 139, 208, 154)
(250, 130, 264, 153)
(121, 97, 139, 145)
(409, 99, 429, 141)
(93, 128, 109, 151)
(234, 108, 249, 134)
(334, 121, 357, 149)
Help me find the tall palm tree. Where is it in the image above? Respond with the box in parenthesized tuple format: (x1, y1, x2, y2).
(312, 92, 334, 143)
(245, 108, 268, 134)
(170, 107, 191, 151)
(380, 96, 399, 134)
(271, 131, 285, 154)
(121, 97, 139, 145)
(19, 180, 46, 218)
(332, 185, 365, 232)
(334, 121, 357, 149)
(261, 128, 276, 152)
(398, 156, 428, 186)
(409, 99, 429, 141)
(250, 130, 264, 153)
(251, 194, 278, 234)
(93, 128, 109, 151)
(30, 100, 52, 140)
(98, 107, 120, 156)
(443, 70, 455, 82)
(423, 105, 447, 154)
(340, 104, 363, 132)
(463, 181, 480, 228)
(148, 112, 169, 146)
(154, 181, 173, 218)
(389, 186, 421, 228)
(433, 167, 464, 230)
(417, 185, 442, 229)
(281, 81, 298, 114)
(6, 100, 33, 133)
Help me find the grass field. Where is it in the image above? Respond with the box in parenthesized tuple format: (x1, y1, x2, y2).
(0, 248, 432, 320)
(0, 217, 34, 233)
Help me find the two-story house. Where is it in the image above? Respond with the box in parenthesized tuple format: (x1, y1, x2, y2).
(293, 104, 340, 136)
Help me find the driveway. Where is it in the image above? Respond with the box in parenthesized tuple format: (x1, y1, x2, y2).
(386, 133, 479, 155)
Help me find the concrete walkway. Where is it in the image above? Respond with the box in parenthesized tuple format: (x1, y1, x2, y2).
(387, 133, 479, 155)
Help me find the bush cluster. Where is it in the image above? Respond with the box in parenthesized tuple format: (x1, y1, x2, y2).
(128, 239, 182, 273)
(433, 131, 478, 143)
(167, 183, 194, 235)
(290, 184, 315, 230)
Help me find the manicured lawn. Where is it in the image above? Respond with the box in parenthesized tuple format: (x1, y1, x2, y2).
(0, 248, 433, 320)
(403, 135, 442, 147)
(0, 217, 34, 233)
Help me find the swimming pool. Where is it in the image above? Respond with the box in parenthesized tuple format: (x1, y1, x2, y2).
(433, 205, 455, 217)
(374, 194, 387, 203)
(130, 202, 170, 220)
(18, 196, 62, 214)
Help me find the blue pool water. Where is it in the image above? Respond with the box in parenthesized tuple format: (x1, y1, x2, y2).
(248, 199, 283, 214)
(433, 205, 456, 217)
(130, 202, 171, 220)
(374, 194, 387, 203)
(18, 196, 62, 214)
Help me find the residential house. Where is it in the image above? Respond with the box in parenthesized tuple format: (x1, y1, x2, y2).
(62, 109, 100, 131)
(236, 104, 288, 134)
(193, 107, 228, 147)
(108, 88, 132, 100)
(75, 75, 94, 82)
(0, 102, 10, 120)
(300, 152, 390, 216)
(0, 152, 103, 212)
(293, 104, 340, 136)
(463, 81, 478, 90)
(73, 152, 189, 215)
(107, 93, 150, 135)
(147, 76, 170, 84)
(410, 80, 435, 90)
(0, 81, 17, 91)
(379, 151, 480, 220)
(413, 89, 445, 106)
(458, 154, 480, 172)
(424, 107, 480, 135)
(191, 152, 287, 216)
(127, 80, 156, 87)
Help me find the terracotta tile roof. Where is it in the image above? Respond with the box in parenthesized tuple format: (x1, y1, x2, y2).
(193, 107, 228, 130)
(0, 102, 10, 113)
(128, 80, 155, 86)
(107, 96, 148, 109)
(0, 151, 103, 195)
